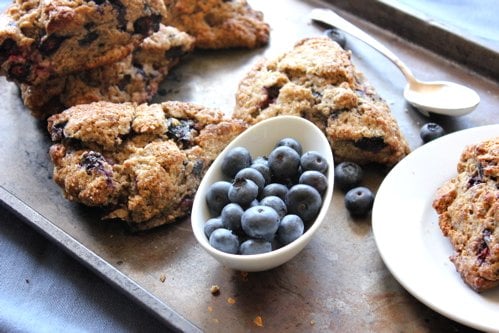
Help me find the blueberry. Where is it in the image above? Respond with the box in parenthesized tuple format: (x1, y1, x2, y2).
(206, 181, 231, 216)
(221, 203, 244, 233)
(420, 123, 445, 143)
(275, 137, 302, 155)
(268, 146, 301, 179)
(228, 178, 258, 207)
(260, 195, 287, 219)
(204, 217, 223, 238)
(300, 151, 328, 174)
(235, 168, 266, 194)
(324, 28, 347, 48)
(250, 163, 271, 185)
(239, 239, 272, 255)
(299, 170, 328, 195)
(209, 228, 239, 254)
(285, 184, 322, 223)
(277, 214, 304, 245)
(334, 161, 363, 192)
(241, 205, 280, 241)
(261, 183, 288, 200)
(221, 146, 252, 178)
(344, 186, 375, 217)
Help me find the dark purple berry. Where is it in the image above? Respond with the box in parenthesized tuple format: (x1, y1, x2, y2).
(275, 137, 302, 155)
(206, 181, 231, 216)
(277, 214, 304, 245)
(221, 203, 244, 233)
(261, 183, 288, 200)
(209, 228, 239, 254)
(420, 123, 446, 143)
(299, 170, 328, 195)
(204, 217, 223, 238)
(260, 195, 287, 219)
(334, 162, 363, 192)
(344, 186, 375, 217)
(221, 146, 252, 178)
(241, 206, 280, 241)
(300, 151, 328, 174)
(228, 178, 258, 207)
(268, 146, 300, 179)
(325, 28, 347, 48)
(239, 239, 272, 255)
(235, 168, 266, 194)
(285, 184, 322, 223)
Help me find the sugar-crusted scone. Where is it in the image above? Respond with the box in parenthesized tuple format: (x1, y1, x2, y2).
(233, 37, 410, 166)
(0, 0, 167, 85)
(163, 0, 269, 49)
(433, 137, 499, 292)
(21, 25, 195, 119)
(47, 101, 247, 230)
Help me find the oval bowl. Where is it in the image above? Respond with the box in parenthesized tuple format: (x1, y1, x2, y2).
(191, 116, 335, 272)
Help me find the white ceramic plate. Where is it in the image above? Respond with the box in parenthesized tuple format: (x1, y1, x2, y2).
(372, 124, 499, 332)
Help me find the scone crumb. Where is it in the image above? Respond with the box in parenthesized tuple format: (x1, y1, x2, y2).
(227, 297, 236, 304)
(210, 285, 220, 296)
(253, 315, 264, 327)
(159, 274, 166, 283)
(310, 320, 316, 326)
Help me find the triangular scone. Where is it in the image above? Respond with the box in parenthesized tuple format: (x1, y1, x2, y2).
(163, 0, 269, 49)
(47, 101, 247, 230)
(433, 137, 499, 292)
(233, 37, 410, 165)
(21, 25, 195, 119)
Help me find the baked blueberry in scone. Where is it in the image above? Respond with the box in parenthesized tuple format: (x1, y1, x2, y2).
(433, 137, 499, 292)
(47, 101, 248, 230)
(0, 0, 167, 85)
(163, 0, 269, 49)
(233, 37, 410, 166)
(21, 25, 195, 119)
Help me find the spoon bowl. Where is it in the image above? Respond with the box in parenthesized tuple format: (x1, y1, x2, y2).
(403, 80, 480, 116)
(310, 8, 480, 117)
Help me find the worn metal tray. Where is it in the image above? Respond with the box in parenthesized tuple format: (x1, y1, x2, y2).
(1, 0, 498, 331)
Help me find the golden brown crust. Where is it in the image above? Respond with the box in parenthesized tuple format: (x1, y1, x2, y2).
(0, 0, 167, 85)
(433, 137, 499, 292)
(21, 25, 195, 118)
(233, 37, 410, 166)
(47, 101, 248, 230)
(163, 0, 269, 49)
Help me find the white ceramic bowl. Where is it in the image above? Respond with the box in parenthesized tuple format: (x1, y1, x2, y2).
(191, 116, 334, 272)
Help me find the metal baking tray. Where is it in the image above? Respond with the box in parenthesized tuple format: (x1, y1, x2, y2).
(1, 0, 498, 331)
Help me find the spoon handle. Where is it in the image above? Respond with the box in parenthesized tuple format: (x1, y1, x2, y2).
(310, 8, 416, 84)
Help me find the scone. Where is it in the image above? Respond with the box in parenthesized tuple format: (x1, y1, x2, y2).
(21, 25, 195, 119)
(47, 101, 247, 230)
(0, 0, 167, 85)
(233, 37, 410, 166)
(163, 0, 269, 49)
(433, 137, 499, 292)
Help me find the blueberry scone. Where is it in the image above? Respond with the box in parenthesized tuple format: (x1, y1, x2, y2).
(233, 37, 410, 166)
(163, 0, 269, 49)
(47, 101, 247, 230)
(21, 25, 195, 119)
(0, 0, 167, 85)
(433, 137, 499, 292)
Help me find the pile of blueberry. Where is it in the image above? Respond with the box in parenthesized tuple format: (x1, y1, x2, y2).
(204, 138, 329, 255)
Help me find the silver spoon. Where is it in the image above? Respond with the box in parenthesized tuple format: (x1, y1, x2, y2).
(310, 8, 480, 117)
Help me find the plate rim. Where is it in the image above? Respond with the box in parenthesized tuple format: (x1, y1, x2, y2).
(372, 124, 499, 332)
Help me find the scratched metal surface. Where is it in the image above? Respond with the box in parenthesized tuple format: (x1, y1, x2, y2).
(1, 0, 498, 331)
